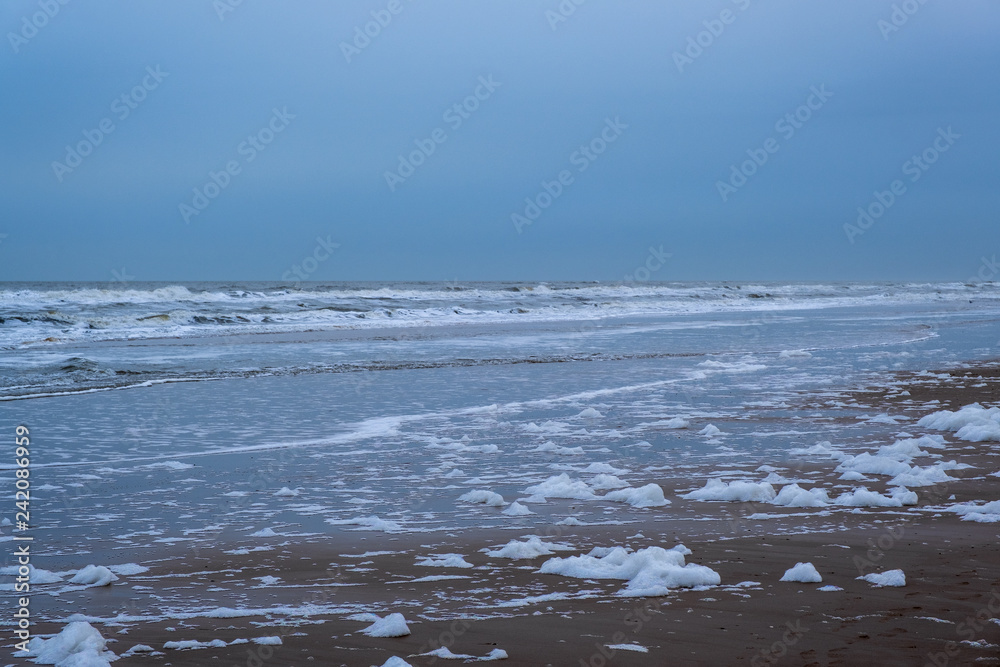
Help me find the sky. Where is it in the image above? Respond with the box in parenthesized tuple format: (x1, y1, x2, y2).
(1, 0, 998, 282)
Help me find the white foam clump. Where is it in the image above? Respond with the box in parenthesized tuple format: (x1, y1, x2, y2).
(577, 408, 603, 418)
(658, 417, 689, 428)
(523, 421, 570, 435)
(836, 454, 911, 478)
(955, 421, 1000, 442)
(501, 501, 534, 516)
(69, 565, 118, 587)
(779, 349, 812, 359)
(780, 562, 823, 583)
(580, 462, 629, 475)
(877, 435, 945, 458)
(378, 658, 414, 667)
(698, 424, 723, 437)
(789, 441, 849, 462)
(107, 563, 149, 575)
(532, 441, 583, 456)
(19, 621, 117, 666)
(682, 479, 776, 502)
(556, 517, 584, 526)
(250, 527, 278, 537)
(588, 474, 629, 490)
(835, 435, 960, 488)
(866, 413, 902, 424)
(347, 613, 380, 622)
(485, 536, 566, 560)
(252, 636, 282, 645)
(164, 639, 227, 649)
(326, 515, 402, 532)
(458, 490, 506, 507)
(603, 483, 670, 508)
(145, 460, 194, 470)
(837, 456, 957, 488)
(859, 569, 906, 587)
(360, 613, 411, 637)
(464, 444, 500, 454)
(416, 553, 474, 568)
(0, 564, 63, 584)
(835, 486, 917, 507)
(697, 358, 766, 373)
(607, 643, 648, 653)
(523, 474, 595, 501)
(273, 487, 299, 497)
(121, 645, 156, 656)
(918, 403, 1000, 441)
(414, 647, 508, 661)
(947, 500, 1000, 523)
(771, 484, 830, 508)
(200, 607, 266, 618)
(889, 463, 959, 488)
(762, 471, 790, 485)
(540, 545, 720, 597)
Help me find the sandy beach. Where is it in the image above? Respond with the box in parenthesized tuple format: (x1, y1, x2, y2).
(17, 359, 999, 667)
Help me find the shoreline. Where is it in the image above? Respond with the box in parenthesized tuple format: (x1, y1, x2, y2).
(16, 360, 1000, 665)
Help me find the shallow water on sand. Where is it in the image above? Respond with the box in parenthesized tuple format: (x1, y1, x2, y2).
(2, 284, 999, 631)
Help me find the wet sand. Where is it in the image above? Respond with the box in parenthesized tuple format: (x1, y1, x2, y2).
(28, 363, 1000, 666)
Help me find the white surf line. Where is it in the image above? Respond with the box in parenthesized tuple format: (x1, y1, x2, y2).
(0, 375, 218, 402)
(1, 301, 969, 403)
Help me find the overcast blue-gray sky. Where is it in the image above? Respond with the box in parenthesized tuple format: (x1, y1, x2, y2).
(1, 0, 997, 282)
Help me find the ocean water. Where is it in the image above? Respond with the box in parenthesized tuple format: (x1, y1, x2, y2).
(2, 281, 999, 622)
(3, 280, 998, 400)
